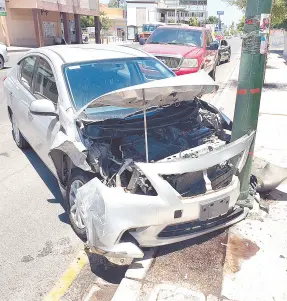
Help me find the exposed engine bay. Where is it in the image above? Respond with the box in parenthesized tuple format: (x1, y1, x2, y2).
(81, 99, 233, 196)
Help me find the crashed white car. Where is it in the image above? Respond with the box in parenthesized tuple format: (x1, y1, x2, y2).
(4, 45, 254, 259)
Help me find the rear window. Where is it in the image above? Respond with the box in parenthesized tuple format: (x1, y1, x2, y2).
(147, 27, 203, 47)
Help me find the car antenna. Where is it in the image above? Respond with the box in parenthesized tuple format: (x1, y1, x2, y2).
(142, 89, 149, 163)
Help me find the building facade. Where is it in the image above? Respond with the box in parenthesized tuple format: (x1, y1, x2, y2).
(0, 0, 100, 47)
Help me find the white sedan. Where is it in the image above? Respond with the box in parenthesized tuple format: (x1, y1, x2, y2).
(4, 44, 253, 259)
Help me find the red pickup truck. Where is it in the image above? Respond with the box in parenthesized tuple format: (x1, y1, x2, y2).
(142, 26, 219, 80)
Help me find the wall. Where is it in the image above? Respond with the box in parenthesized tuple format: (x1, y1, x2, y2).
(127, 2, 157, 26)
(5, 8, 37, 47)
(41, 11, 62, 45)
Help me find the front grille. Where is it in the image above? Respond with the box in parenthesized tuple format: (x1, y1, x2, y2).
(163, 164, 235, 198)
(158, 207, 244, 238)
(155, 56, 181, 69)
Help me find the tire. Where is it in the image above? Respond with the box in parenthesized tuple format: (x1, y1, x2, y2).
(11, 113, 29, 149)
(0, 55, 4, 70)
(217, 55, 221, 66)
(66, 169, 94, 240)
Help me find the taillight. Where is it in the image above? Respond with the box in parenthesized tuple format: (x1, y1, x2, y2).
(3, 76, 7, 81)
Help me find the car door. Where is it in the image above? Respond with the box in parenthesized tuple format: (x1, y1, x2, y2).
(9, 56, 37, 142)
(204, 31, 215, 73)
(28, 56, 60, 174)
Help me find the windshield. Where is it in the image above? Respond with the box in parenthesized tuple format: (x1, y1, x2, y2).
(64, 57, 174, 114)
(147, 27, 203, 47)
(142, 24, 159, 32)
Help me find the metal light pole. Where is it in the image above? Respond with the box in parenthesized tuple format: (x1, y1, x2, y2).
(231, 0, 273, 207)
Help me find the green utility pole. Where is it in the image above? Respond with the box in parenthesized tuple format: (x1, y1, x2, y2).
(231, 0, 273, 207)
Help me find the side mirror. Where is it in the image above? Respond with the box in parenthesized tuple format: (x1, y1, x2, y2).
(139, 38, 146, 45)
(29, 99, 58, 116)
(208, 42, 219, 51)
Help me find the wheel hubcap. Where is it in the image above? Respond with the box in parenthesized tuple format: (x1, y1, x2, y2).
(12, 115, 20, 145)
(69, 180, 85, 229)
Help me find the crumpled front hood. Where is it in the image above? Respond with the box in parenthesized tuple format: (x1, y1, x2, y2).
(76, 72, 218, 117)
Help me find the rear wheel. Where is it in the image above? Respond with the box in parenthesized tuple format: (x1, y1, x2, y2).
(11, 113, 29, 149)
(66, 169, 94, 240)
(217, 55, 221, 66)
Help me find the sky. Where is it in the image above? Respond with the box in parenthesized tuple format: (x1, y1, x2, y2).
(208, 0, 243, 26)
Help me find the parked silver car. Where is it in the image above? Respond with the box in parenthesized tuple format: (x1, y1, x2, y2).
(0, 42, 9, 69)
(4, 45, 254, 259)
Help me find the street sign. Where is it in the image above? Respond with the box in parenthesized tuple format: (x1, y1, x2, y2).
(217, 11, 224, 16)
(0, 0, 7, 16)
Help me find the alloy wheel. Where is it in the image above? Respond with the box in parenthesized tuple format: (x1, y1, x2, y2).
(69, 179, 85, 229)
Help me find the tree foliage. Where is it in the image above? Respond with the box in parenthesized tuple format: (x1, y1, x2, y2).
(237, 15, 245, 31)
(207, 16, 219, 24)
(80, 12, 111, 32)
(222, 0, 287, 26)
(108, 0, 118, 8)
(189, 17, 199, 26)
(100, 11, 111, 31)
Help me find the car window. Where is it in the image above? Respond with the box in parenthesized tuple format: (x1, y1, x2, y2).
(33, 58, 58, 103)
(147, 27, 203, 47)
(64, 58, 174, 110)
(19, 56, 37, 90)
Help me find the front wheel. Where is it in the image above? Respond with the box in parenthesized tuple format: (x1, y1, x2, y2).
(66, 170, 94, 240)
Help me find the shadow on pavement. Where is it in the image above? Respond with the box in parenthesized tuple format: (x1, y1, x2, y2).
(87, 252, 129, 284)
(22, 149, 66, 210)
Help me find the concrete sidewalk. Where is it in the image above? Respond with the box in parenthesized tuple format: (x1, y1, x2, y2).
(8, 46, 32, 53)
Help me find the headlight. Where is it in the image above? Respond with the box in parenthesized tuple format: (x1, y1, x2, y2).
(181, 58, 198, 68)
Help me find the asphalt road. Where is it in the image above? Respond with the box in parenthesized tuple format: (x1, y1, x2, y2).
(0, 38, 242, 301)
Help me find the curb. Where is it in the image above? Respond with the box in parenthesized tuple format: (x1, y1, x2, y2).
(83, 248, 157, 301)
(111, 248, 157, 301)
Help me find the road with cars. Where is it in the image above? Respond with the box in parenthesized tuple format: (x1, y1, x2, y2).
(0, 38, 242, 301)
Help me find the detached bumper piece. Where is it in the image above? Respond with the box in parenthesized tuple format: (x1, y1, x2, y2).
(158, 207, 245, 238)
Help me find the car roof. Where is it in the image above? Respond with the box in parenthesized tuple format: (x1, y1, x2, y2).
(28, 44, 151, 64)
(159, 25, 206, 31)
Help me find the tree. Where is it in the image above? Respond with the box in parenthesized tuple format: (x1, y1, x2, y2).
(80, 16, 94, 28)
(207, 16, 219, 24)
(222, 0, 287, 26)
(237, 15, 245, 32)
(189, 17, 199, 26)
(108, 0, 118, 8)
(99, 11, 111, 32)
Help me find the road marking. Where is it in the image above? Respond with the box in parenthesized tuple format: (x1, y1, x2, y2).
(43, 249, 88, 301)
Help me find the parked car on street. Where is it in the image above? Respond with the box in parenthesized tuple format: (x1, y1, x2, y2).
(0, 43, 9, 69)
(138, 22, 165, 45)
(142, 26, 219, 80)
(216, 38, 231, 65)
(4, 45, 254, 260)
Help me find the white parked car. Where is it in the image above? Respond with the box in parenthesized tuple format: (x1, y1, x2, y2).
(0, 43, 9, 69)
(4, 44, 254, 259)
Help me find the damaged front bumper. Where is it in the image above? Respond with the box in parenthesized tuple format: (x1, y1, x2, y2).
(78, 132, 254, 259)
